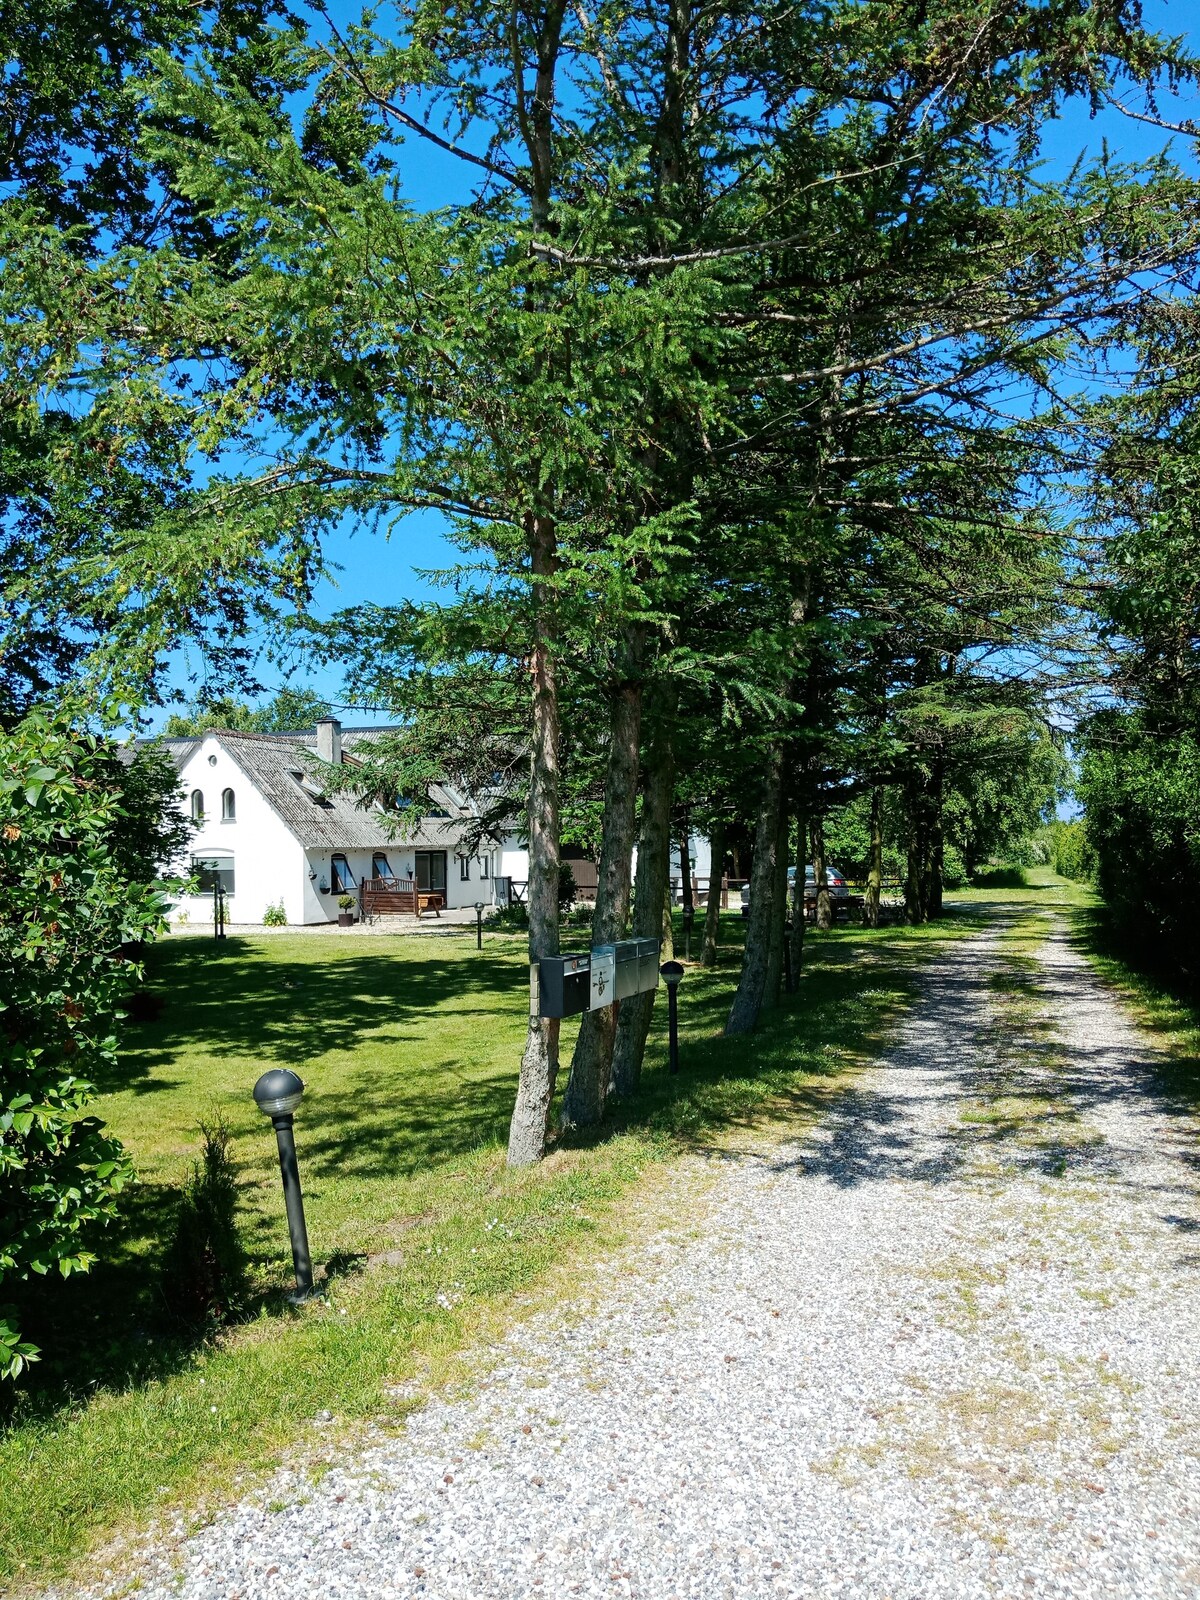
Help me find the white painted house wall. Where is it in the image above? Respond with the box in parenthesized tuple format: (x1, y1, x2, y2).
(163, 730, 531, 925)
(172, 736, 309, 925)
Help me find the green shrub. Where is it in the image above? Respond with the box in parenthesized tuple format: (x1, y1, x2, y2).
(262, 900, 287, 926)
(0, 711, 167, 1379)
(1048, 819, 1092, 881)
(161, 1112, 247, 1330)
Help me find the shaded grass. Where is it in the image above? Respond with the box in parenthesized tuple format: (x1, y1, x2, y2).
(1065, 903, 1200, 1112)
(1, 909, 977, 1589)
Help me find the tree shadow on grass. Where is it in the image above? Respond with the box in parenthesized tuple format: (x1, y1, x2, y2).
(1062, 903, 1200, 1113)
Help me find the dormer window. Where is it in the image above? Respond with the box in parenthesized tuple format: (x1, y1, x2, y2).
(221, 788, 236, 821)
(190, 789, 204, 822)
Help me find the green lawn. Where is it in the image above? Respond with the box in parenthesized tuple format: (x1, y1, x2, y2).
(2, 908, 979, 1589)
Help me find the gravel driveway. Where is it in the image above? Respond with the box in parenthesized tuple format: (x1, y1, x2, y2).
(86, 910, 1200, 1600)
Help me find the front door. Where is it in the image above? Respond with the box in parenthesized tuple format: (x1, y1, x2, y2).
(415, 851, 447, 893)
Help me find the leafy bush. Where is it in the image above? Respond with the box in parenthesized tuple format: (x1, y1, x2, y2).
(1, 711, 168, 1379)
(161, 1112, 247, 1330)
(1077, 712, 1200, 982)
(262, 899, 287, 926)
(1047, 819, 1093, 881)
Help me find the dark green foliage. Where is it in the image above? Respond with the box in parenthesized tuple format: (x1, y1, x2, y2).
(1077, 713, 1200, 986)
(0, 710, 166, 1378)
(161, 1112, 247, 1331)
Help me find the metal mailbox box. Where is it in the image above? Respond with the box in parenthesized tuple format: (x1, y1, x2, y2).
(539, 952, 591, 1018)
(637, 937, 661, 992)
(614, 938, 642, 1000)
(590, 944, 616, 1009)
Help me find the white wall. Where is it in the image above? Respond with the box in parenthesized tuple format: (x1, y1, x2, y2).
(169, 738, 307, 926)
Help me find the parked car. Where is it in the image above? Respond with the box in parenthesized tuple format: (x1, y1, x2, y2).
(740, 865, 850, 915)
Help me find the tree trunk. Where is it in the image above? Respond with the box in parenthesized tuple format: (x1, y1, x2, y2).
(762, 798, 791, 1012)
(812, 814, 832, 930)
(701, 814, 725, 965)
(561, 650, 643, 1129)
(726, 744, 784, 1036)
(611, 685, 676, 1099)
(787, 803, 806, 991)
(865, 787, 882, 929)
(679, 816, 693, 914)
(905, 762, 943, 925)
(508, 512, 562, 1166)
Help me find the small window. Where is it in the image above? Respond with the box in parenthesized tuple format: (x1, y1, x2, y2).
(193, 854, 234, 895)
(459, 854, 471, 881)
(331, 853, 356, 893)
(478, 853, 490, 879)
(190, 789, 204, 822)
(372, 853, 391, 880)
(221, 787, 236, 821)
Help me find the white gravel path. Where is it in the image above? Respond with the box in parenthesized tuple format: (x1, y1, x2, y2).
(82, 912, 1200, 1600)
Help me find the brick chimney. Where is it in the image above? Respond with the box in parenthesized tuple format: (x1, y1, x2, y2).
(315, 716, 342, 765)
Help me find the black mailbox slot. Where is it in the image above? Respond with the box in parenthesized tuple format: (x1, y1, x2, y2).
(637, 937, 661, 993)
(539, 953, 592, 1018)
(614, 938, 641, 1000)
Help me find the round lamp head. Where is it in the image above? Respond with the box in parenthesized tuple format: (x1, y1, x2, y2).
(253, 1067, 305, 1117)
(660, 959, 685, 988)
(475, 901, 484, 912)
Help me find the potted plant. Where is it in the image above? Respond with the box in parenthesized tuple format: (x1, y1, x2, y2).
(337, 894, 355, 927)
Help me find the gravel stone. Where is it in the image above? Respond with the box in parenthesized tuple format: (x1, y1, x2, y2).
(63, 911, 1200, 1599)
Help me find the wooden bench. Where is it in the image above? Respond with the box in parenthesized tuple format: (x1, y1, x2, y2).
(360, 879, 443, 920)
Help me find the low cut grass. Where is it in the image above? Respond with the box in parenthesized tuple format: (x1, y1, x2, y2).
(3, 908, 977, 1589)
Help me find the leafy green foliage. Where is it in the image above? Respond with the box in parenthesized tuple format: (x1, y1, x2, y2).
(0, 711, 168, 1378)
(161, 1112, 247, 1331)
(162, 687, 333, 737)
(1077, 712, 1200, 984)
(262, 899, 287, 926)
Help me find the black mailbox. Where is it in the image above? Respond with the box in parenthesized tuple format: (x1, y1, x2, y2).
(614, 939, 642, 1000)
(637, 937, 661, 992)
(539, 952, 591, 1018)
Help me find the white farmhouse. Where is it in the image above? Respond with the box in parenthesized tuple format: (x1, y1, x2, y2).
(162, 717, 529, 926)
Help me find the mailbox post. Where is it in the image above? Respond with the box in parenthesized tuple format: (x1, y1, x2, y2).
(660, 960, 684, 1074)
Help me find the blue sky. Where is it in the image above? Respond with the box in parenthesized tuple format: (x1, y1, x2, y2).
(148, 0, 1200, 730)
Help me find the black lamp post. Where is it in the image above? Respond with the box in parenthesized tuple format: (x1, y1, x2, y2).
(682, 902, 695, 961)
(252, 1068, 314, 1302)
(474, 900, 485, 950)
(660, 959, 684, 1074)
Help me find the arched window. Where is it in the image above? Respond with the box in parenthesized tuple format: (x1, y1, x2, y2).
(331, 854, 356, 893)
(190, 789, 204, 822)
(221, 788, 236, 821)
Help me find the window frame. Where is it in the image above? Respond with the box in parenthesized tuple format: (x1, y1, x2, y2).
(459, 854, 471, 881)
(221, 787, 236, 821)
(371, 853, 392, 881)
(190, 789, 204, 823)
(331, 853, 356, 894)
(478, 852, 490, 879)
(192, 853, 234, 895)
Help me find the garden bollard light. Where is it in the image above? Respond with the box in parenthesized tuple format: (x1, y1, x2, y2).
(252, 1068, 314, 1303)
(682, 902, 695, 962)
(475, 900, 485, 950)
(660, 960, 684, 1075)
